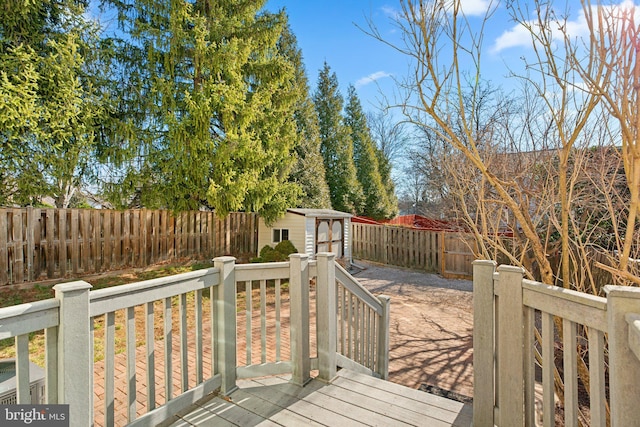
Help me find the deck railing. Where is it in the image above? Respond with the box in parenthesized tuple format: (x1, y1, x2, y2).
(473, 260, 640, 427)
(0, 253, 389, 427)
(334, 262, 390, 379)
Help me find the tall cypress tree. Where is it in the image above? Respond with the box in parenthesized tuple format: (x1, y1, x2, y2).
(375, 149, 399, 218)
(345, 85, 396, 219)
(277, 24, 331, 209)
(313, 63, 363, 213)
(101, 0, 300, 221)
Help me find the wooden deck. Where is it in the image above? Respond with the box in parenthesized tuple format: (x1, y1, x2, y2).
(167, 369, 472, 427)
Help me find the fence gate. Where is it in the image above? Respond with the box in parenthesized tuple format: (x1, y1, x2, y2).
(441, 232, 475, 279)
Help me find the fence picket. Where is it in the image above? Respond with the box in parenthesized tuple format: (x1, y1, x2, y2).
(351, 223, 476, 278)
(0, 209, 258, 286)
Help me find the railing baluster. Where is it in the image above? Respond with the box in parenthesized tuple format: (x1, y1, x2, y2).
(360, 301, 366, 365)
(542, 312, 555, 427)
(275, 279, 281, 362)
(347, 292, 353, 358)
(126, 306, 136, 421)
(246, 281, 252, 365)
(15, 334, 29, 404)
(105, 312, 115, 427)
(524, 307, 535, 427)
(210, 285, 217, 375)
(589, 328, 606, 427)
(260, 279, 267, 364)
(164, 297, 172, 402)
(366, 307, 372, 369)
(354, 298, 360, 362)
(195, 289, 203, 384)
(45, 325, 58, 404)
(146, 301, 156, 410)
(563, 318, 578, 426)
(340, 285, 346, 355)
(179, 293, 188, 392)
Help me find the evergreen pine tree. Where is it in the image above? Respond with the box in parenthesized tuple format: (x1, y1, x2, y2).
(0, 0, 106, 207)
(313, 63, 363, 213)
(345, 85, 396, 219)
(101, 0, 300, 221)
(375, 148, 399, 218)
(277, 24, 332, 209)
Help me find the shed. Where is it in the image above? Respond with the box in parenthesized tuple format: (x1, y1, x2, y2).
(257, 209, 352, 260)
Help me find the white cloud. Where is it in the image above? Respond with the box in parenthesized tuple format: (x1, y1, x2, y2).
(459, 0, 494, 17)
(381, 5, 399, 19)
(355, 71, 393, 88)
(492, 23, 534, 53)
(492, 0, 640, 54)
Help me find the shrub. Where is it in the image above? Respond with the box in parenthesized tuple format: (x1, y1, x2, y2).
(253, 240, 298, 262)
(274, 240, 297, 256)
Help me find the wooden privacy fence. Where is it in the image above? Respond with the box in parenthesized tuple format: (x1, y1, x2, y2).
(351, 223, 476, 279)
(0, 208, 258, 286)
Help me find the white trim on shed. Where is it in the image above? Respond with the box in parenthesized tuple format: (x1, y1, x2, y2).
(257, 209, 352, 260)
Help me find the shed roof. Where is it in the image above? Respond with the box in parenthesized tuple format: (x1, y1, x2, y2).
(287, 208, 352, 219)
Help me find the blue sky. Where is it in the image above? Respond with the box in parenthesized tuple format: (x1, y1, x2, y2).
(263, 1, 640, 113)
(262, 0, 518, 111)
(264, 1, 408, 111)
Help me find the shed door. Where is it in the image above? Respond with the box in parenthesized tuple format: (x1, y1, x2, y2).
(316, 219, 343, 257)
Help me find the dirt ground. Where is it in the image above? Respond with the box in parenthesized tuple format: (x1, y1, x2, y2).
(352, 260, 474, 399)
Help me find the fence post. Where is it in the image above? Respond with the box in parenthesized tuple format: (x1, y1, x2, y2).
(472, 260, 497, 427)
(289, 254, 311, 386)
(376, 295, 390, 380)
(605, 285, 640, 426)
(316, 253, 337, 381)
(213, 256, 237, 395)
(54, 280, 93, 427)
(382, 224, 389, 265)
(496, 265, 525, 426)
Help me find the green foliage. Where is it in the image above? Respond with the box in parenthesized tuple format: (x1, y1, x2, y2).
(0, 0, 107, 207)
(253, 240, 298, 262)
(274, 239, 298, 256)
(313, 63, 364, 214)
(278, 25, 332, 209)
(345, 85, 397, 219)
(99, 0, 300, 221)
(375, 149, 399, 218)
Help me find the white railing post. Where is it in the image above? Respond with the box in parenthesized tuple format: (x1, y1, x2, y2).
(472, 260, 497, 427)
(289, 254, 311, 386)
(376, 295, 390, 380)
(496, 265, 525, 427)
(316, 253, 337, 381)
(214, 256, 237, 395)
(605, 285, 640, 426)
(54, 280, 92, 427)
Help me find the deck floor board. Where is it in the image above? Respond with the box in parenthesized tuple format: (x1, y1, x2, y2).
(169, 369, 472, 426)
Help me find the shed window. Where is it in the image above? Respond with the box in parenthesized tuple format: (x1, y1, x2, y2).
(273, 228, 289, 243)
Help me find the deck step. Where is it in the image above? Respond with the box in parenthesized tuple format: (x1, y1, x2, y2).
(169, 369, 472, 426)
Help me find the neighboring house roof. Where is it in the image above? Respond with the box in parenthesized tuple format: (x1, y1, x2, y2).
(353, 214, 466, 232)
(351, 216, 381, 225)
(286, 208, 352, 219)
